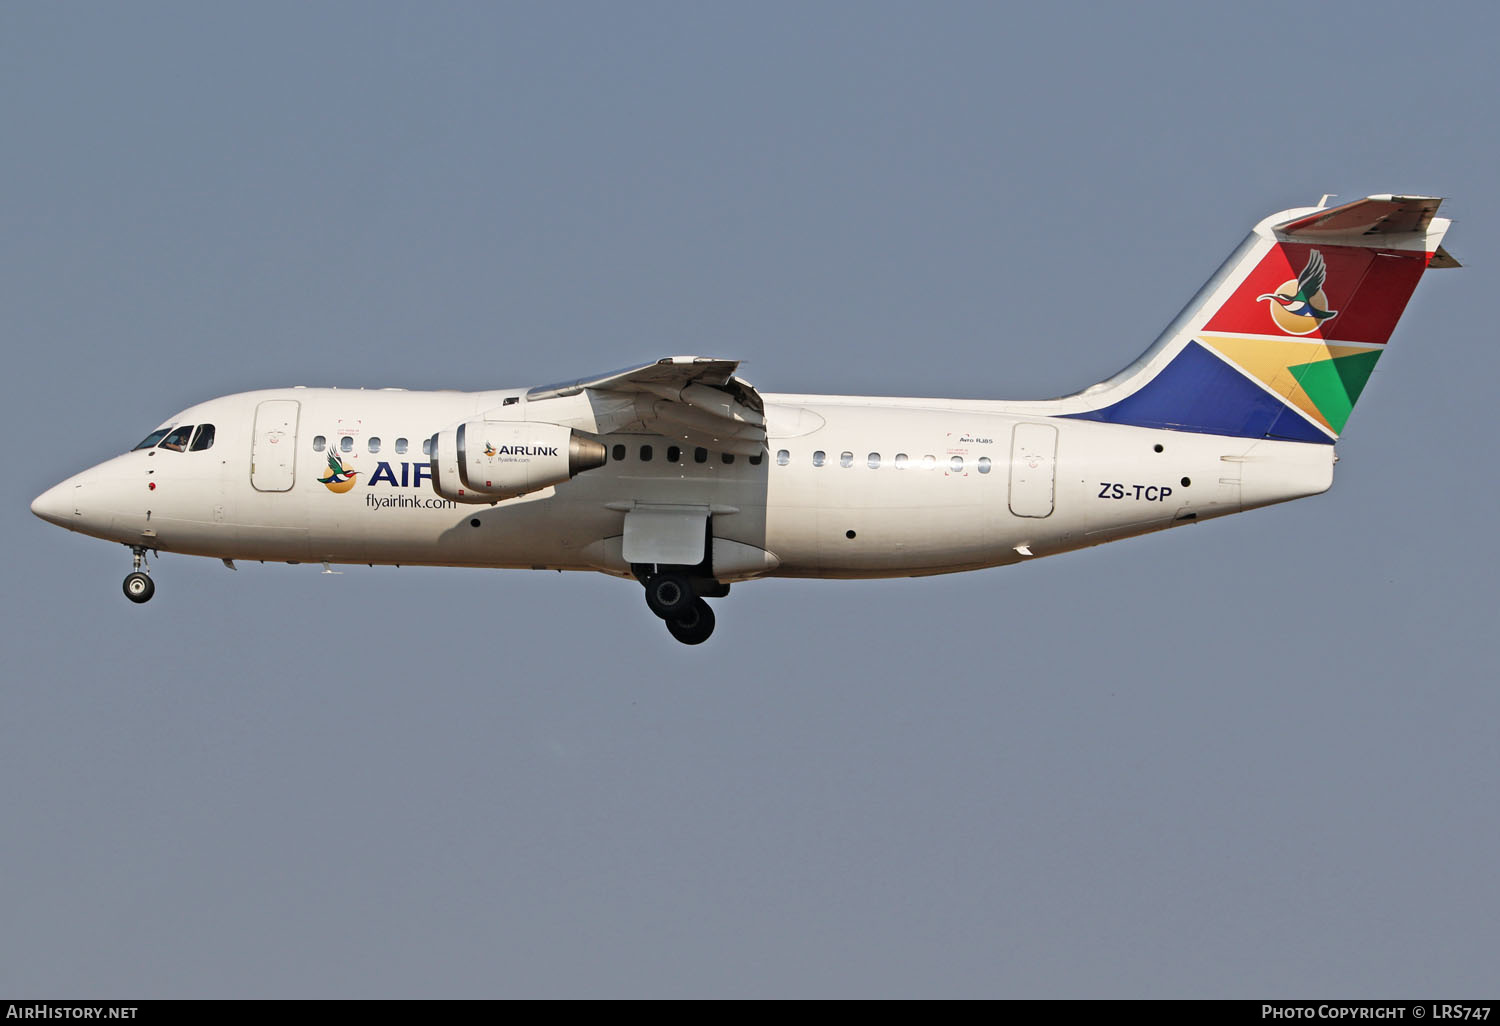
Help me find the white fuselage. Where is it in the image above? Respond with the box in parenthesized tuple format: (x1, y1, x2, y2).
(33, 386, 1335, 581)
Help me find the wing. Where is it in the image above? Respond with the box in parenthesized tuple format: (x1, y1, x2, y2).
(1296, 249, 1327, 301)
(527, 356, 767, 456)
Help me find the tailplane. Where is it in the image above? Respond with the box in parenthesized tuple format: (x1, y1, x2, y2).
(1061, 195, 1457, 443)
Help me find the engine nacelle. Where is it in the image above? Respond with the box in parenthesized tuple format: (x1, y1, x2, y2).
(428, 422, 606, 504)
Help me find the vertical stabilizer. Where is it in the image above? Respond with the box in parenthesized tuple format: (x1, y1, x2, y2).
(1060, 195, 1455, 443)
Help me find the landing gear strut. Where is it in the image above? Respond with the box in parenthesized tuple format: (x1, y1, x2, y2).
(123, 546, 155, 604)
(639, 567, 719, 645)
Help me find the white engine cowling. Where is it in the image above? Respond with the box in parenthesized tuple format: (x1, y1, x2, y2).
(428, 422, 606, 503)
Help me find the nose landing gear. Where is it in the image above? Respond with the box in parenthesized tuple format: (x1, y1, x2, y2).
(122, 546, 155, 604)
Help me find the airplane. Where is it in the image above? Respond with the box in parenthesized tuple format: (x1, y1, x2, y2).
(31, 194, 1458, 644)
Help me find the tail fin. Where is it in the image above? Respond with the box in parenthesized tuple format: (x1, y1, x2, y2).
(1062, 195, 1458, 443)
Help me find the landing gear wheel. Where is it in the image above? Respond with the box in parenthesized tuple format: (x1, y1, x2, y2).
(644, 571, 694, 620)
(123, 572, 155, 604)
(666, 598, 715, 645)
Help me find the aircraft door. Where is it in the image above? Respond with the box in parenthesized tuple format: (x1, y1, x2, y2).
(1008, 422, 1057, 518)
(251, 400, 300, 492)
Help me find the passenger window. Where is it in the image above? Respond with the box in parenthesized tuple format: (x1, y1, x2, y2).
(189, 424, 216, 452)
(612, 444, 626, 462)
(921, 455, 936, 470)
(694, 447, 708, 464)
(640, 444, 653, 461)
(894, 453, 909, 469)
(776, 449, 790, 466)
(722, 453, 735, 464)
(341, 437, 353, 453)
(134, 429, 170, 451)
(978, 456, 992, 474)
(421, 437, 432, 457)
(813, 450, 826, 467)
(158, 425, 194, 452)
(749, 452, 763, 466)
(667, 445, 681, 463)
(368, 437, 381, 454)
(950, 456, 964, 472)
(839, 451, 853, 468)
(313, 435, 326, 452)
(867, 452, 880, 469)
(395, 438, 408, 455)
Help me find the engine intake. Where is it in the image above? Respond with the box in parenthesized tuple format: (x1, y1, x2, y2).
(429, 422, 606, 504)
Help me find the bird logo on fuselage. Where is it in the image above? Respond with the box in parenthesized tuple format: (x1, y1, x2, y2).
(1257, 249, 1339, 335)
(317, 451, 359, 493)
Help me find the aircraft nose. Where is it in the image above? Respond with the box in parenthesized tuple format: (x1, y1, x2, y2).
(31, 479, 78, 528)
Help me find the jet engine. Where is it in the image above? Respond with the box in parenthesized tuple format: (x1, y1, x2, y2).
(428, 422, 607, 504)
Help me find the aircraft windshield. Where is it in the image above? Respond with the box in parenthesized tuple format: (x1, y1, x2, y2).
(134, 423, 215, 452)
(158, 425, 194, 452)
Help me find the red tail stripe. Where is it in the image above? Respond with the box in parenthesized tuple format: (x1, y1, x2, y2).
(1203, 243, 1429, 346)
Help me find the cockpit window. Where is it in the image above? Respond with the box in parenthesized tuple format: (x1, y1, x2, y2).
(133, 429, 170, 451)
(158, 425, 194, 452)
(189, 424, 215, 452)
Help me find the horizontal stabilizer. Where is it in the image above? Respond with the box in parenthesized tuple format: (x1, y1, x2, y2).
(1276, 195, 1444, 238)
(1429, 245, 1462, 269)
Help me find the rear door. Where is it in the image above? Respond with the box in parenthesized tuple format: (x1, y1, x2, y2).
(251, 400, 300, 492)
(1008, 422, 1057, 518)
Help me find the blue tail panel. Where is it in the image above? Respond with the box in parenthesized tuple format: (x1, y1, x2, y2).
(1062, 341, 1332, 444)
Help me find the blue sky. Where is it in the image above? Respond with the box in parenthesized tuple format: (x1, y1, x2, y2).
(3, 2, 1496, 997)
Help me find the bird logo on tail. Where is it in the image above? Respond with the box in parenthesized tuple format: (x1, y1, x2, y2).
(1257, 249, 1339, 335)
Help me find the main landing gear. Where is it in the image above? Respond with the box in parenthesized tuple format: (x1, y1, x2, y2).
(665, 597, 715, 646)
(638, 566, 724, 645)
(123, 546, 155, 604)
